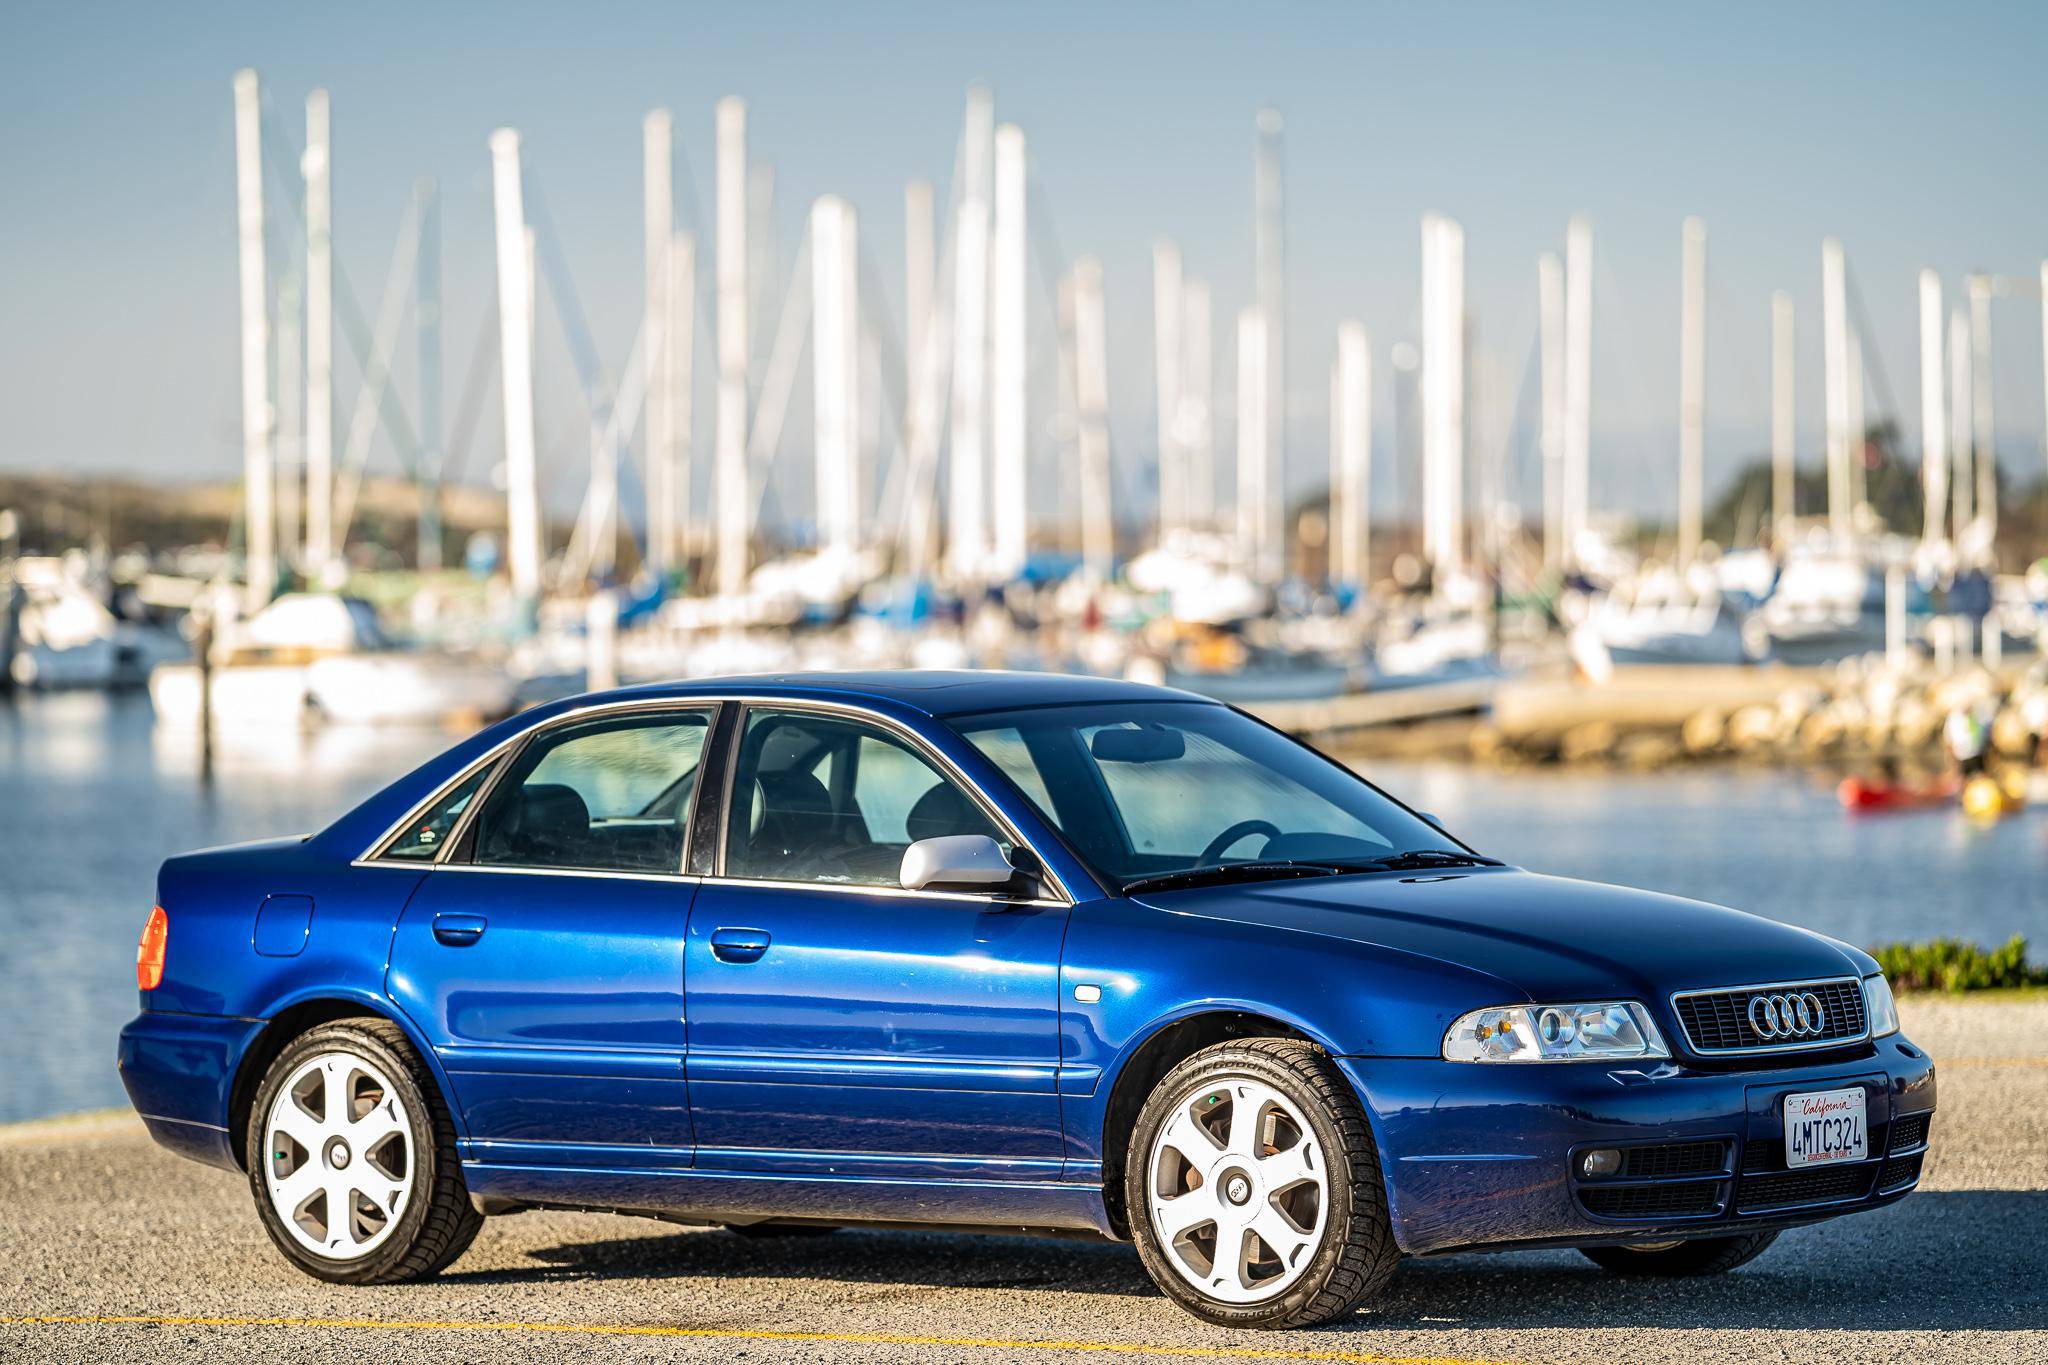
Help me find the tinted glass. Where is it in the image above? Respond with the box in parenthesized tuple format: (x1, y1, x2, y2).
(381, 766, 489, 861)
(727, 709, 1004, 886)
(952, 702, 1448, 888)
(472, 711, 710, 873)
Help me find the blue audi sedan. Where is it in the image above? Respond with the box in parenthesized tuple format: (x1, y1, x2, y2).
(119, 671, 1935, 1328)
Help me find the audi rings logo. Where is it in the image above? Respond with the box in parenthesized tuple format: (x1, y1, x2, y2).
(1747, 991, 1827, 1040)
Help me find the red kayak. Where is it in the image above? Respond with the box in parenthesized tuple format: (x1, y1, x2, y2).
(1836, 774, 1961, 811)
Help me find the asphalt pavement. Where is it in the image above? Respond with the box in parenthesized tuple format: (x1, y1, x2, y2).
(2, 996, 2042, 1364)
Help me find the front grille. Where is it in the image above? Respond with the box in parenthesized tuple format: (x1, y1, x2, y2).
(1672, 978, 1867, 1054)
(1737, 1163, 1875, 1212)
(1889, 1112, 1931, 1153)
(1877, 1151, 1925, 1193)
(1581, 1180, 1726, 1220)
(1619, 1141, 1728, 1179)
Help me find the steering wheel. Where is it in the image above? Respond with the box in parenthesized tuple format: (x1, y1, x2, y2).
(1197, 819, 1282, 867)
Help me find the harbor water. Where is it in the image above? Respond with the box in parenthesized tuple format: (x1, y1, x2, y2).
(2, 690, 2041, 1126)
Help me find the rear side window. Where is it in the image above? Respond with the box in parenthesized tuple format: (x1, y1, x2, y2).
(471, 710, 711, 874)
(380, 766, 490, 861)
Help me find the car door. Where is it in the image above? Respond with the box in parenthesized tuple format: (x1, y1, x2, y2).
(386, 704, 716, 1171)
(683, 705, 1071, 1183)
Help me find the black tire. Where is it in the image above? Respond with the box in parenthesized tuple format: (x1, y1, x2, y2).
(1579, 1230, 1779, 1277)
(723, 1222, 841, 1239)
(245, 1017, 483, 1284)
(1125, 1038, 1400, 1329)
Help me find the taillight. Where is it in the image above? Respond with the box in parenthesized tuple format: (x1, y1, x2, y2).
(137, 905, 168, 990)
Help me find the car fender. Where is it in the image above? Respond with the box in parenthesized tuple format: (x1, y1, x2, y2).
(233, 981, 473, 1148)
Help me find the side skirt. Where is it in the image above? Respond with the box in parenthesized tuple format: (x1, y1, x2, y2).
(463, 1161, 1117, 1237)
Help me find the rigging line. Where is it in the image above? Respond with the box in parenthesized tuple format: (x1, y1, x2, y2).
(1841, 262, 1901, 427)
(521, 166, 614, 413)
(439, 312, 501, 491)
(257, 101, 423, 471)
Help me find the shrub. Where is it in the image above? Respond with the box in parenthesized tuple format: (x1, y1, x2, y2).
(1869, 936, 2048, 993)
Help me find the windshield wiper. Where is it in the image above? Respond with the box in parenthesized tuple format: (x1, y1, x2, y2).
(1120, 861, 1351, 895)
(1331, 849, 1503, 873)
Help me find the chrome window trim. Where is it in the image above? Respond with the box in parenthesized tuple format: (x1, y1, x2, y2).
(709, 873, 1067, 910)
(715, 699, 1074, 905)
(351, 692, 1075, 903)
(352, 861, 708, 887)
(1668, 976, 1869, 1056)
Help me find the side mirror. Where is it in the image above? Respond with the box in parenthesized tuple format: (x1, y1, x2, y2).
(1419, 811, 1447, 831)
(900, 834, 1017, 893)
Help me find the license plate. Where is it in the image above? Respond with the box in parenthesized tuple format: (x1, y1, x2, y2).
(1783, 1086, 1867, 1168)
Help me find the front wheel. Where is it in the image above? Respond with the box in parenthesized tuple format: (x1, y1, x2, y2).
(246, 1017, 482, 1284)
(1126, 1039, 1400, 1329)
(1579, 1231, 1779, 1277)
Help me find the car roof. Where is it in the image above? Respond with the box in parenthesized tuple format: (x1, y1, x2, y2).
(591, 669, 1216, 719)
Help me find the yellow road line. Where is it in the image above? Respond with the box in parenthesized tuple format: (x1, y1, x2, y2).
(0, 1313, 1516, 1364)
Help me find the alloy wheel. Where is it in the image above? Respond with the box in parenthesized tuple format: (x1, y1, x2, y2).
(1144, 1075, 1329, 1304)
(261, 1050, 414, 1260)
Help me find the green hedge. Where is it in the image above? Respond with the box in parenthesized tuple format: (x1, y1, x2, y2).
(1869, 936, 2047, 993)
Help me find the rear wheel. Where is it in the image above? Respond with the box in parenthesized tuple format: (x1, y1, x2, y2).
(1579, 1231, 1778, 1276)
(1126, 1039, 1399, 1329)
(246, 1018, 482, 1284)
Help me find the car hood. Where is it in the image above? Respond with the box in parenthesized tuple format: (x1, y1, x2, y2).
(1133, 866, 1862, 1003)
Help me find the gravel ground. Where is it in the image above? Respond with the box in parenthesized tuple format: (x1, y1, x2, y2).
(2, 996, 2042, 1365)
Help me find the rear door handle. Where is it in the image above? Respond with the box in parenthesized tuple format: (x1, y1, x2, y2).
(433, 913, 487, 947)
(710, 927, 771, 963)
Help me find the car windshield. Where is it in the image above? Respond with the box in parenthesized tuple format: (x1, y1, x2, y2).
(949, 701, 1462, 892)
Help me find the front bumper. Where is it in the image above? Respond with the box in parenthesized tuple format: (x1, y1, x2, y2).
(117, 1009, 263, 1172)
(1342, 1034, 1936, 1256)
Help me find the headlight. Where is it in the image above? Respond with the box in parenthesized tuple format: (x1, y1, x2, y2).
(1863, 973, 1900, 1039)
(1443, 1001, 1668, 1063)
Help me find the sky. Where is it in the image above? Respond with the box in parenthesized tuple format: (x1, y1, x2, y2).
(4, 1, 2048, 533)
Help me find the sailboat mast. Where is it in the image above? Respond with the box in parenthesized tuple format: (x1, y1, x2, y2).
(1969, 275, 1996, 547)
(232, 70, 275, 613)
(1918, 270, 1948, 549)
(946, 86, 994, 583)
(1950, 306, 1973, 541)
(643, 110, 676, 577)
(417, 176, 442, 573)
(1236, 308, 1269, 577)
(489, 128, 541, 602)
(1677, 217, 1705, 567)
(1420, 213, 1464, 578)
(1562, 215, 1593, 567)
(1820, 237, 1851, 545)
(1538, 252, 1565, 572)
(1181, 278, 1213, 532)
(989, 123, 1028, 579)
(1153, 239, 1184, 543)
(304, 88, 333, 574)
(715, 96, 750, 600)
(1254, 108, 1286, 583)
(810, 195, 859, 559)
(1771, 292, 1795, 538)
(1334, 321, 1371, 592)
(1072, 257, 1112, 581)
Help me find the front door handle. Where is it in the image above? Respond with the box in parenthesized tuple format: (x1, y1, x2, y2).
(432, 913, 487, 947)
(710, 927, 771, 963)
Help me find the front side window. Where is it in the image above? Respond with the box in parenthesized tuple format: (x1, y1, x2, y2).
(471, 710, 711, 873)
(951, 702, 1450, 889)
(726, 709, 1006, 886)
(380, 765, 490, 861)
